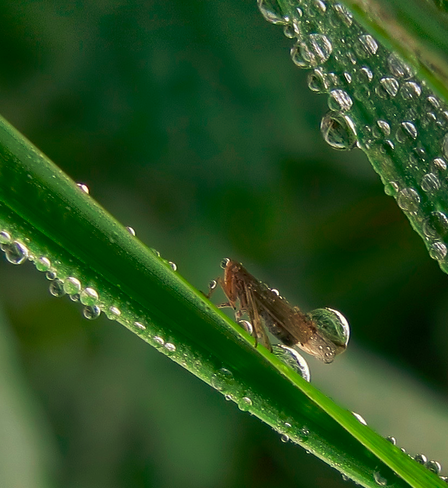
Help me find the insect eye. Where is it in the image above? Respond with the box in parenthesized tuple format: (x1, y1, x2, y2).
(220, 257, 230, 269)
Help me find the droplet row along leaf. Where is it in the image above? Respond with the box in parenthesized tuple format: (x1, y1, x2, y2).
(259, 0, 448, 274)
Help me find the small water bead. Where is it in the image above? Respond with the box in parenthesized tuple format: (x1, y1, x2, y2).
(283, 23, 299, 39)
(169, 261, 177, 271)
(80, 287, 99, 306)
(153, 335, 165, 347)
(427, 96, 440, 111)
(0, 230, 11, 244)
(280, 434, 290, 443)
(414, 454, 427, 465)
(343, 72, 352, 84)
(400, 81, 422, 100)
(257, 0, 288, 24)
(77, 183, 90, 194)
(164, 342, 176, 352)
(421, 173, 440, 193)
(356, 34, 378, 58)
(422, 211, 448, 239)
(64, 276, 82, 295)
(320, 112, 357, 150)
(432, 157, 447, 171)
(307, 68, 330, 93)
(352, 412, 367, 425)
(83, 305, 101, 320)
(46, 270, 57, 280)
(373, 470, 389, 486)
(384, 181, 399, 196)
(3, 241, 29, 265)
(220, 257, 230, 269)
(126, 226, 136, 236)
(358, 66, 373, 83)
(134, 321, 146, 330)
(109, 306, 121, 317)
(296, 34, 333, 68)
(426, 460, 442, 474)
(299, 427, 310, 442)
(35, 256, 51, 272)
(272, 344, 311, 382)
(69, 294, 80, 302)
(238, 396, 253, 411)
(396, 188, 420, 212)
(238, 319, 254, 335)
(328, 89, 352, 112)
(429, 241, 447, 260)
(377, 77, 399, 98)
(396, 121, 418, 142)
(373, 120, 390, 138)
(387, 53, 415, 79)
(211, 367, 234, 392)
(49, 279, 65, 297)
(386, 436, 397, 445)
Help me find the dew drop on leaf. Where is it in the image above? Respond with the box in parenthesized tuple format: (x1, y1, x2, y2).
(320, 112, 357, 150)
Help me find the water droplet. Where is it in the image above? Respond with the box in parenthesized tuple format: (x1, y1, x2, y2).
(80, 287, 99, 306)
(352, 412, 367, 425)
(83, 305, 101, 320)
(426, 460, 442, 474)
(169, 261, 177, 271)
(442, 133, 448, 159)
(77, 183, 90, 194)
(220, 258, 230, 269)
(377, 77, 399, 98)
(280, 434, 289, 443)
(299, 427, 310, 442)
(49, 279, 65, 297)
(328, 89, 353, 112)
(307, 308, 350, 359)
(238, 319, 254, 335)
(400, 81, 421, 100)
(384, 181, 399, 196)
(35, 256, 51, 272)
(373, 120, 391, 138)
(134, 321, 146, 330)
(70, 294, 80, 302)
(257, 0, 288, 24)
(387, 53, 415, 79)
(432, 157, 447, 171)
(294, 34, 332, 68)
(211, 367, 234, 392)
(426, 96, 440, 110)
(307, 68, 329, 93)
(46, 270, 57, 280)
(414, 454, 427, 465)
(396, 188, 420, 212)
(422, 211, 448, 239)
(356, 34, 378, 58)
(358, 66, 373, 83)
(320, 112, 357, 150)
(153, 335, 165, 346)
(429, 241, 447, 260)
(238, 396, 253, 411)
(0, 230, 11, 244)
(333, 3, 352, 26)
(420, 173, 440, 193)
(64, 276, 82, 295)
(386, 436, 397, 445)
(109, 306, 121, 317)
(3, 241, 29, 264)
(396, 121, 418, 142)
(272, 344, 311, 381)
(126, 226, 136, 236)
(164, 342, 176, 352)
(373, 470, 388, 486)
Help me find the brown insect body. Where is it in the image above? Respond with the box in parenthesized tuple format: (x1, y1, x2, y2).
(210, 259, 348, 364)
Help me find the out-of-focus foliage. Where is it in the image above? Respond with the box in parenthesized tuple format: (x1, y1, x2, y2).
(0, 1, 448, 487)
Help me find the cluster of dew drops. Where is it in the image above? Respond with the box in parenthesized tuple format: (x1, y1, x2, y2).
(0, 182, 179, 355)
(258, 0, 448, 266)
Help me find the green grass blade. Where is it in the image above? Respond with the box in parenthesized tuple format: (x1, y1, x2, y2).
(0, 108, 445, 486)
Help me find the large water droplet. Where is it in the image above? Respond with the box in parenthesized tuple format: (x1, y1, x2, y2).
(3, 241, 29, 265)
(295, 34, 332, 68)
(429, 241, 447, 260)
(35, 256, 51, 272)
(272, 344, 311, 381)
(80, 287, 99, 306)
(356, 34, 378, 58)
(420, 173, 440, 194)
(328, 89, 353, 112)
(238, 396, 253, 411)
(396, 188, 420, 212)
(373, 120, 391, 138)
(425, 460, 442, 475)
(422, 211, 448, 239)
(414, 454, 427, 465)
(395, 121, 418, 142)
(0, 230, 11, 244)
(307, 68, 329, 93)
(49, 279, 65, 297)
(83, 305, 101, 320)
(387, 53, 415, 79)
(307, 307, 350, 359)
(377, 77, 399, 98)
(400, 81, 421, 100)
(257, 0, 288, 24)
(333, 4, 353, 27)
(320, 112, 357, 150)
(64, 276, 82, 295)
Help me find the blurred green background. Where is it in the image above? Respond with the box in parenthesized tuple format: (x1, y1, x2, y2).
(1, 1, 448, 487)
